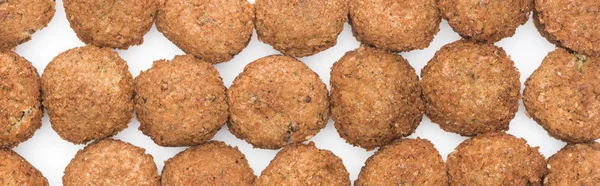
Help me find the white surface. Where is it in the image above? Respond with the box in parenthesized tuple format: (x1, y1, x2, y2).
(10, 1, 583, 185)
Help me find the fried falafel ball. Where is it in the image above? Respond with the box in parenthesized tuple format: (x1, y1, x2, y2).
(446, 132, 547, 186)
(227, 55, 330, 149)
(255, 0, 348, 57)
(63, 139, 160, 186)
(355, 138, 448, 186)
(439, 0, 532, 43)
(544, 142, 600, 185)
(156, 0, 254, 63)
(523, 48, 600, 143)
(161, 141, 256, 186)
(0, 0, 55, 51)
(0, 51, 43, 148)
(534, 0, 600, 57)
(42, 46, 134, 144)
(0, 149, 48, 186)
(256, 142, 351, 186)
(134, 55, 228, 147)
(349, 0, 441, 52)
(330, 47, 424, 150)
(421, 40, 521, 136)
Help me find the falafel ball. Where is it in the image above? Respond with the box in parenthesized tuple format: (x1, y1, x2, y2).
(330, 47, 424, 150)
(0, 51, 43, 148)
(256, 142, 350, 186)
(161, 141, 256, 186)
(255, 0, 348, 57)
(42, 46, 134, 144)
(63, 0, 158, 49)
(134, 55, 228, 147)
(0, 0, 55, 51)
(227, 55, 329, 149)
(0, 149, 48, 186)
(439, 0, 532, 43)
(349, 0, 441, 52)
(523, 48, 600, 143)
(544, 142, 600, 185)
(534, 0, 600, 57)
(447, 132, 547, 185)
(63, 139, 160, 186)
(421, 40, 521, 136)
(355, 138, 448, 186)
(156, 0, 254, 63)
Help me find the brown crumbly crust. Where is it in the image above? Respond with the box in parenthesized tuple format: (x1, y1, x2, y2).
(156, 0, 254, 63)
(0, 149, 48, 186)
(446, 132, 547, 186)
(349, 0, 441, 52)
(256, 142, 351, 186)
(161, 141, 256, 186)
(534, 0, 600, 57)
(421, 40, 521, 136)
(134, 55, 228, 147)
(355, 138, 448, 186)
(0, 51, 42, 148)
(439, 0, 532, 43)
(63, 139, 160, 186)
(0, 0, 55, 51)
(255, 0, 348, 57)
(330, 47, 424, 150)
(523, 48, 600, 143)
(544, 142, 600, 185)
(227, 55, 330, 149)
(41, 46, 134, 144)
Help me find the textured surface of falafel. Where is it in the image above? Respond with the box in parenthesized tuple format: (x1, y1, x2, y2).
(0, 0, 55, 51)
(544, 142, 600, 185)
(0, 149, 48, 186)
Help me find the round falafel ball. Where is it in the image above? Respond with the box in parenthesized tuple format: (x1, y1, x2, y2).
(156, 0, 254, 63)
(42, 46, 134, 144)
(256, 142, 351, 186)
(330, 47, 424, 150)
(227, 55, 330, 149)
(63, 0, 158, 49)
(439, 0, 532, 43)
(355, 138, 448, 186)
(421, 40, 521, 136)
(534, 0, 600, 57)
(0, 51, 43, 148)
(523, 48, 600, 143)
(0, 0, 55, 51)
(134, 55, 228, 147)
(255, 0, 348, 57)
(161, 141, 256, 186)
(0, 149, 48, 186)
(446, 132, 547, 185)
(63, 139, 160, 186)
(349, 0, 441, 52)
(544, 142, 600, 185)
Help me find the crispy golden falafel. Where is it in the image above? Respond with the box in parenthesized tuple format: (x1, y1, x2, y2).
(256, 142, 350, 186)
(355, 138, 448, 186)
(161, 141, 256, 186)
(134, 55, 228, 147)
(156, 0, 254, 63)
(227, 55, 329, 149)
(446, 132, 547, 186)
(349, 0, 441, 52)
(439, 0, 532, 43)
(0, 149, 48, 186)
(255, 0, 348, 57)
(0, 0, 55, 51)
(330, 47, 424, 150)
(421, 40, 521, 136)
(0, 51, 42, 148)
(544, 142, 600, 185)
(42, 46, 134, 144)
(524, 48, 600, 143)
(63, 139, 160, 186)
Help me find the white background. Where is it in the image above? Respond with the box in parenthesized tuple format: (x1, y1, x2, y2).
(10, 1, 586, 185)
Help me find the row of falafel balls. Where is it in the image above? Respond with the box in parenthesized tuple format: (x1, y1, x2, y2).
(1, 0, 599, 185)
